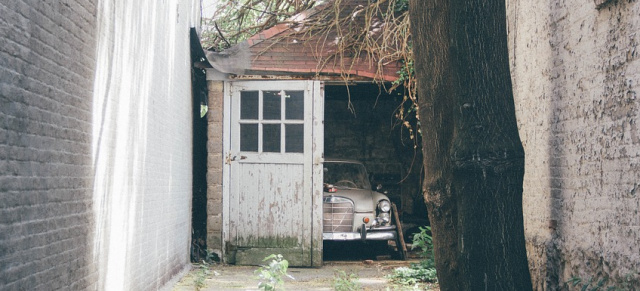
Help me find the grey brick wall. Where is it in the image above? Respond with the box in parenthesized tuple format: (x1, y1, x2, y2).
(1, 1, 99, 290)
(508, 0, 640, 289)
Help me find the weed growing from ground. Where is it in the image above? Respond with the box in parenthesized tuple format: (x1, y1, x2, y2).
(255, 254, 294, 290)
(388, 226, 438, 286)
(332, 269, 361, 291)
(194, 249, 218, 290)
(194, 262, 210, 290)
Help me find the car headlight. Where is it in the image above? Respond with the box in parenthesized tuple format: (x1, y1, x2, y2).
(378, 200, 391, 213)
(375, 213, 391, 226)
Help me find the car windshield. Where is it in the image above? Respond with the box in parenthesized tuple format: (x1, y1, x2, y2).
(323, 162, 371, 190)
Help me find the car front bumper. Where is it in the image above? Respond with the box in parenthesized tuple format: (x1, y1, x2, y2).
(323, 225, 397, 241)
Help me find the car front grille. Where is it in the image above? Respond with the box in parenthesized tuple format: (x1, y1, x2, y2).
(323, 196, 354, 233)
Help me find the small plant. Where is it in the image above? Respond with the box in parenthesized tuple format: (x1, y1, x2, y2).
(333, 269, 361, 291)
(388, 226, 438, 285)
(204, 248, 219, 263)
(194, 249, 218, 290)
(194, 262, 211, 290)
(387, 261, 438, 285)
(411, 226, 434, 261)
(255, 254, 294, 290)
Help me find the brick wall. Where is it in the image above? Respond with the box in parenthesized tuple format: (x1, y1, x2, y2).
(91, 1, 196, 289)
(0, 1, 99, 289)
(324, 85, 403, 175)
(206, 80, 224, 257)
(508, 1, 640, 289)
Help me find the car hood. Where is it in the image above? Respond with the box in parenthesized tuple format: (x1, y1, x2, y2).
(324, 188, 377, 212)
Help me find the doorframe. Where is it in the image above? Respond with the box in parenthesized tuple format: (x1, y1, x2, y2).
(222, 81, 231, 262)
(310, 80, 324, 267)
(221, 80, 324, 266)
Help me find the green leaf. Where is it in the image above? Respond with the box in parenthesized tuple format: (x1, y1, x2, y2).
(200, 104, 208, 118)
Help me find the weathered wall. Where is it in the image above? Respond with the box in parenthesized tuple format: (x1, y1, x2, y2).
(324, 85, 403, 174)
(508, 0, 640, 289)
(92, 0, 198, 289)
(205, 80, 224, 258)
(0, 1, 99, 289)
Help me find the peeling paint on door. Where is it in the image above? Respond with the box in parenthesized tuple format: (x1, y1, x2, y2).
(224, 80, 324, 267)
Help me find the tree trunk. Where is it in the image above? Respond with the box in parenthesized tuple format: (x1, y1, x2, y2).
(409, 1, 532, 290)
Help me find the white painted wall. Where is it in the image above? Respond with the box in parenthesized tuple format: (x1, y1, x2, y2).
(92, 0, 198, 289)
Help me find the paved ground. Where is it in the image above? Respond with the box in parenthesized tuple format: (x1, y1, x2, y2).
(172, 237, 438, 290)
(171, 259, 438, 290)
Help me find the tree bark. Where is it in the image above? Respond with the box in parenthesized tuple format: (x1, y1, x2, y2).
(409, 1, 532, 290)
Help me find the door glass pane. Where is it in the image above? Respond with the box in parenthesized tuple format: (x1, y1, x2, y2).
(285, 124, 304, 153)
(240, 124, 258, 152)
(263, 124, 281, 152)
(285, 91, 304, 120)
(263, 91, 281, 120)
(240, 91, 259, 120)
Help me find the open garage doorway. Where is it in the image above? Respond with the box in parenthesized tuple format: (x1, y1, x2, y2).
(322, 83, 428, 261)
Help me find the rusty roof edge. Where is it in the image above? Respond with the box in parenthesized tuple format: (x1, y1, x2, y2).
(231, 68, 398, 82)
(229, 74, 373, 82)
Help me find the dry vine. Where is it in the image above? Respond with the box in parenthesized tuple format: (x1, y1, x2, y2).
(202, 0, 319, 51)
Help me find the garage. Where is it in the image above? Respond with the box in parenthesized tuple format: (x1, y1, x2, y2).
(198, 77, 425, 266)
(197, 0, 426, 267)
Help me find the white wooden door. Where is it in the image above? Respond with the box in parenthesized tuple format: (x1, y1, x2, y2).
(223, 80, 323, 266)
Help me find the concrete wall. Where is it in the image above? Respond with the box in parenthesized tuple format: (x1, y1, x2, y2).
(1, 0, 199, 290)
(1, 1, 99, 289)
(508, 0, 640, 289)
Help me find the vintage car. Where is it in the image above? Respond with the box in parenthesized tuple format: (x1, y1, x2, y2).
(322, 159, 398, 243)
